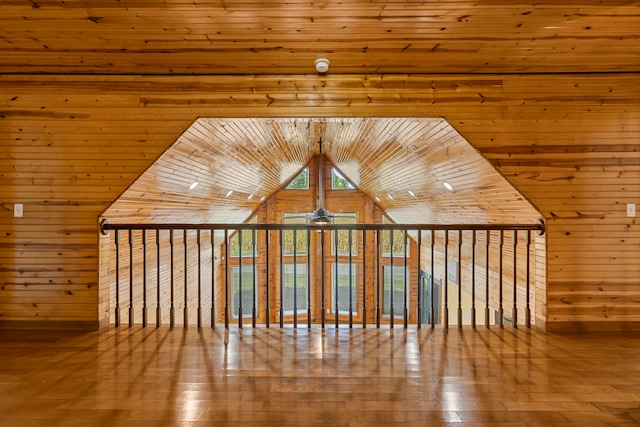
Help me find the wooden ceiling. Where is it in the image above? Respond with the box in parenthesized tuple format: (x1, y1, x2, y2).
(1, 1, 639, 75)
(102, 117, 541, 224)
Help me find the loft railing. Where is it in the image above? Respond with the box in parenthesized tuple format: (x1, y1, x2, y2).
(100, 221, 544, 330)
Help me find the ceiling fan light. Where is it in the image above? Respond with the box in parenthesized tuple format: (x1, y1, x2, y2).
(309, 208, 332, 225)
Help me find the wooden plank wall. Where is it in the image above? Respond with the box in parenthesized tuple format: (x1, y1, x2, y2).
(1, 73, 638, 330)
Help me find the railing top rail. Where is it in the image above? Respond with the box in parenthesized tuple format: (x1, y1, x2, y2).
(101, 219, 544, 235)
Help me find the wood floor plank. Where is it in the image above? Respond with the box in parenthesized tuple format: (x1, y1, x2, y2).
(1, 327, 640, 426)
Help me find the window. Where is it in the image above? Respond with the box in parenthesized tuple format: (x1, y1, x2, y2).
(285, 167, 309, 190)
(230, 229, 258, 257)
(332, 263, 358, 314)
(282, 215, 308, 255)
(382, 266, 409, 318)
(332, 214, 357, 255)
(282, 263, 309, 315)
(381, 217, 409, 257)
(231, 265, 257, 319)
(331, 167, 355, 190)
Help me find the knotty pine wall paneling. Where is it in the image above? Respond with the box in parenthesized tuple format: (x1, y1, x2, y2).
(2, 74, 638, 330)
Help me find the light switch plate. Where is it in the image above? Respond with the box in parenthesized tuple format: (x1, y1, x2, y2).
(14, 203, 23, 218)
(627, 203, 636, 217)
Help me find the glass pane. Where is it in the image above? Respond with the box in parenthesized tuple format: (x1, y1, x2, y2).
(232, 266, 256, 318)
(283, 264, 308, 314)
(382, 266, 408, 318)
(285, 167, 309, 190)
(332, 263, 357, 314)
(331, 167, 355, 190)
(230, 229, 258, 257)
(382, 230, 409, 257)
(282, 215, 308, 255)
(332, 215, 357, 255)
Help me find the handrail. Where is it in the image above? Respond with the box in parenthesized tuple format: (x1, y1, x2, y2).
(101, 218, 544, 330)
(101, 219, 545, 234)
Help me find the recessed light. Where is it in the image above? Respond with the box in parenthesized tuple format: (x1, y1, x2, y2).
(226, 190, 234, 197)
(443, 182, 454, 191)
(188, 181, 199, 190)
(247, 194, 254, 201)
(387, 194, 394, 201)
(375, 196, 380, 202)
(408, 190, 416, 197)
(260, 196, 266, 202)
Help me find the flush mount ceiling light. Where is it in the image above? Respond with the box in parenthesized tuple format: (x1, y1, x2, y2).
(443, 181, 454, 191)
(188, 181, 199, 190)
(408, 190, 416, 197)
(314, 58, 330, 73)
(225, 190, 234, 197)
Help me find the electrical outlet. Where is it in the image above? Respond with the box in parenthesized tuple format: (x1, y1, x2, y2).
(14, 203, 23, 218)
(627, 203, 636, 217)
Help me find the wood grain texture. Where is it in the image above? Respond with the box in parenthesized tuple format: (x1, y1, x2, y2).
(2, 326, 640, 425)
(1, 1, 639, 74)
(1, 72, 638, 330)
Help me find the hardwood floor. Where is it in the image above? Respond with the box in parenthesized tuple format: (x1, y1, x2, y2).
(1, 325, 639, 426)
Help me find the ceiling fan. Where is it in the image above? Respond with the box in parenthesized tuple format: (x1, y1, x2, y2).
(283, 129, 356, 225)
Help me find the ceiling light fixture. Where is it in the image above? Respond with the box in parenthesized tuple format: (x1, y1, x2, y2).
(188, 181, 199, 190)
(443, 182, 454, 191)
(247, 194, 254, 201)
(282, 124, 354, 225)
(387, 194, 394, 201)
(260, 196, 266, 202)
(408, 190, 416, 197)
(314, 58, 330, 73)
(375, 196, 381, 202)
(226, 190, 234, 197)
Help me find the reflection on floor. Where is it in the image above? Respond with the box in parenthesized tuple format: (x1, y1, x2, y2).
(1, 325, 640, 426)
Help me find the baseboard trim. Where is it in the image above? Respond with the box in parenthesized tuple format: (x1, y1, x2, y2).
(546, 321, 640, 332)
(0, 320, 100, 331)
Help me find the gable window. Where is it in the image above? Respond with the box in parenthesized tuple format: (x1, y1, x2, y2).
(331, 167, 355, 190)
(285, 167, 309, 190)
